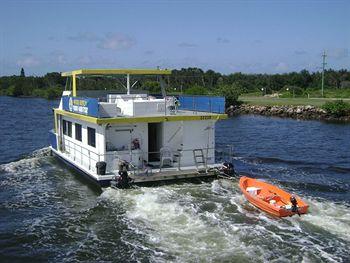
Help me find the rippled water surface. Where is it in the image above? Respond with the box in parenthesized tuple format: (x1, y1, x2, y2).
(0, 96, 349, 262)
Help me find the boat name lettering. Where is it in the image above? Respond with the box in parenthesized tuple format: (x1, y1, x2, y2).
(62, 96, 99, 117)
(72, 99, 87, 107)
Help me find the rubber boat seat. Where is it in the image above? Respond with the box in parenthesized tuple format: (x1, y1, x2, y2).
(246, 187, 261, 196)
(255, 189, 282, 203)
(264, 194, 281, 202)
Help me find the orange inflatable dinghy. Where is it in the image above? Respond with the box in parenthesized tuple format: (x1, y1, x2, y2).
(239, 176, 308, 217)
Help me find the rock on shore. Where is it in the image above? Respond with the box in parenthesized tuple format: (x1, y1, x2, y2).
(226, 104, 350, 122)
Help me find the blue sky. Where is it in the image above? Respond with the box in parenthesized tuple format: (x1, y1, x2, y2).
(0, 0, 349, 76)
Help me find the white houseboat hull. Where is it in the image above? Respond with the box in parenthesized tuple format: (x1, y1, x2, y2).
(49, 69, 232, 188)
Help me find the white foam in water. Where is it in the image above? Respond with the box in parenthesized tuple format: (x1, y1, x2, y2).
(101, 186, 256, 262)
(301, 197, 350, 242)
(0, 156, 48, 191)
(0, 157, 41, 174)
(101, 180, 350, 262)
(4, 148, 348, 262)
(0, 147, 51, 174)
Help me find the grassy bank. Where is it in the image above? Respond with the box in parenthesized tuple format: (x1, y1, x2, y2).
(239, 96, 350, 107)
(242, 87, 350, 107)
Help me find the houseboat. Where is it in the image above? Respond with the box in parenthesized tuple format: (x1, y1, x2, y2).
(49, 69, 234, 187)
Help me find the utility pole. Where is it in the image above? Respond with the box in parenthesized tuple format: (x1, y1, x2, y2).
(321, 51, 327, 97)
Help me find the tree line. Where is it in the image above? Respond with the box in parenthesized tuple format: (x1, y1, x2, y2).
(0, 69, 65, 99)
(0, 67, 349, 102)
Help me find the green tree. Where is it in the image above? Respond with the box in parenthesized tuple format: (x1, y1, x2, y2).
(184, 85, 209, 95)
(216, 82, 242, 106)
(143, 80, 160, 93)
(45, 86, 62, 99)
(13, 84, 24, 97)
(20, 68, 25, 77)
(322, 100, 350, 117)
(1, 68, 350, 99)
(44, 72, 65, 87)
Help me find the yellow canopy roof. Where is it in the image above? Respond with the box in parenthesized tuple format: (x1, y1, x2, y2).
(61, 68, 172, 77)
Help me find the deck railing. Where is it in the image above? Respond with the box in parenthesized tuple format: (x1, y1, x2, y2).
(178, 95, 225, 114)
(59, 136, 100, 173)
(57, 134, 234, 176)
(61, 94, 225, 119)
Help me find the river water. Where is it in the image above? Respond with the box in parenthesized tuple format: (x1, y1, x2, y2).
(0, 96, 349, 262)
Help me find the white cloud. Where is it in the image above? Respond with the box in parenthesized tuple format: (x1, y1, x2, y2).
(154, 56, 208, 70)
(329, 48, 348, 59)
(98, 33, 135, 50)
(228, 62, 264, 73)
(57, 55, 67, 65)
(17, 54, 40, 67)
(178, 42, 198, 48)
(253, 40, 263, 45)
(67, 32, 135, 51)
(294, 50, 308, 55)
(75, 55, 117, 66)
(217, 37, 230, 44)
(49, 50, 68, 65)
(77, 55, 93, 65)
(145, 50, 154, 55)
(67, 32, 100, 42)
(274, 62, 289, 72)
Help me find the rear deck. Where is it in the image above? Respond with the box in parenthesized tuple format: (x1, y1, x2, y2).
(129, 167, 220, 183)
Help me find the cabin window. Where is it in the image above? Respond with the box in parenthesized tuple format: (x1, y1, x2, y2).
(87, 127, 96, 147)
(63, 120, 72, 137)
(67, 121, 72, 137)
(75, 123, 82, 141)
(63, 120, 67, 135)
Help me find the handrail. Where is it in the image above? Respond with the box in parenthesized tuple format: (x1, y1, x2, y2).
(58, 135, 100, 171)
(57, 132, 234, 175)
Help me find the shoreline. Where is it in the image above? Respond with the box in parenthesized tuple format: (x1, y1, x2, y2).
(2, 95, 350, 123)
(227, 104, 350, 122)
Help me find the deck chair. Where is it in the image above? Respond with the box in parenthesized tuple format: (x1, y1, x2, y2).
(160, 146, 173, 169)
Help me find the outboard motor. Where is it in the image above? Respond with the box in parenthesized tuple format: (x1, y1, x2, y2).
(290, 195, 300, 216)
(110, 161, 133, 189)
(220, 162, 237, 177)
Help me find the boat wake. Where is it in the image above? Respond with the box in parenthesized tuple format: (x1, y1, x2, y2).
(1, 148, 349, 262)
(101, 180, 350, 262)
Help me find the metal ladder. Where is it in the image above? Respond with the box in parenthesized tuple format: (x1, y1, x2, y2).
(193, 149, 207, 172)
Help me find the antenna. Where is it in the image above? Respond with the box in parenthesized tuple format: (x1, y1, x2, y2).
(321, 51, 327, 97)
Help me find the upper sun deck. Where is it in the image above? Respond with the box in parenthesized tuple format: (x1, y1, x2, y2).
(61, 68, 171, 97)
(56, 68, 227, 124)
(56, 93, 226, 124)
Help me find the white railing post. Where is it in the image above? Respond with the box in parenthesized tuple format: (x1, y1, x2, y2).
(88, 150, 91, 170)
